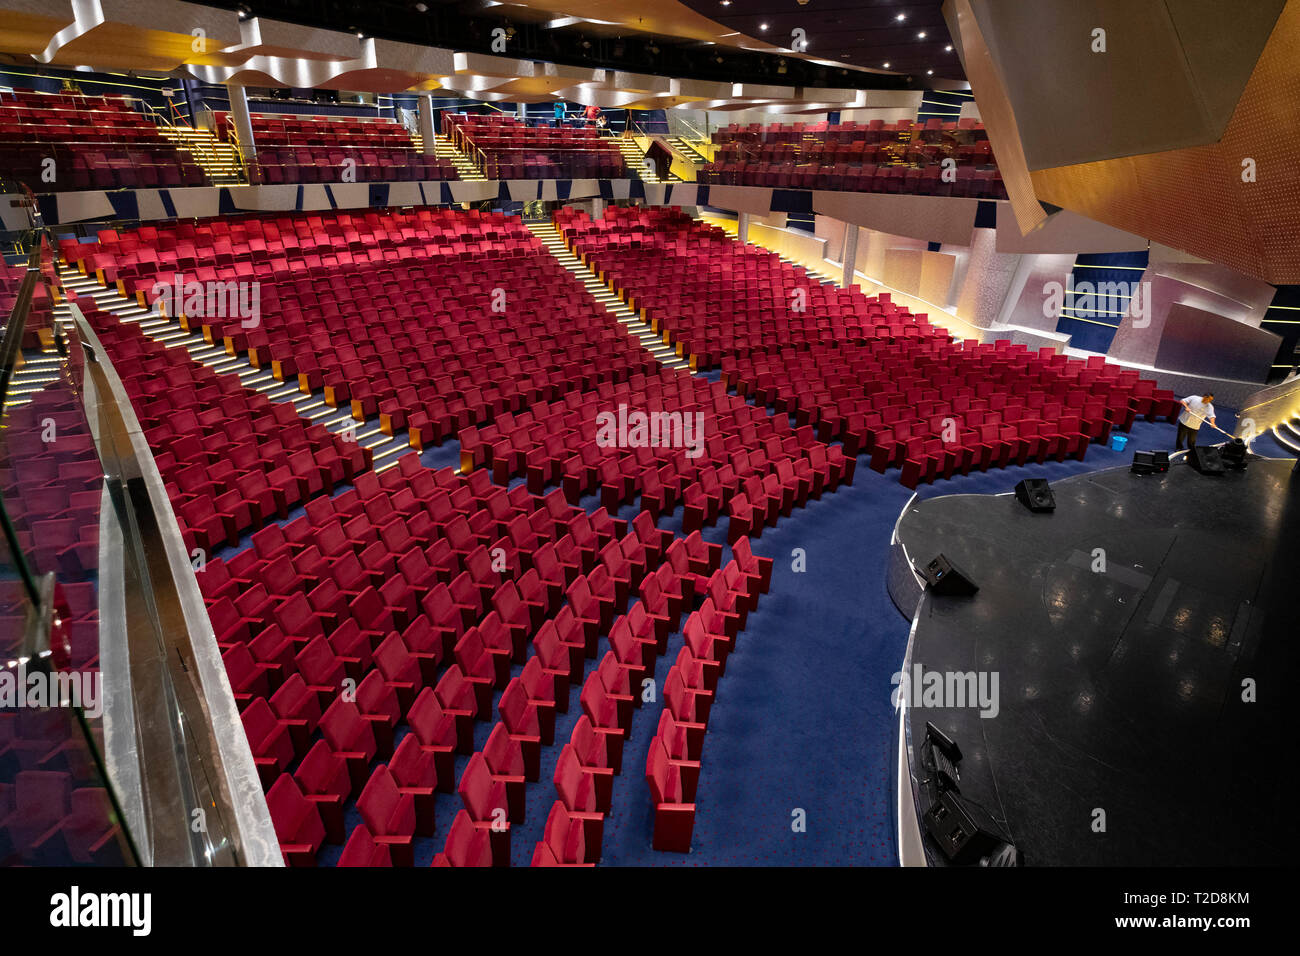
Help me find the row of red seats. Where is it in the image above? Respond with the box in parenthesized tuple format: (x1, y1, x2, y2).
(1, 146, 206, 191)
(0, 89, 210, 192)
(63, 210, 660, 452)
(560, 205, 1177, 489)
(445, 112, 626, 179)
(699, 160, 1006, 198)
(481, 152, 625, 180)
(80, 306, 366, 555)
(712, 139, 994, 166)
(558, 205, 944, 368)
(245, 113, 417, 148)
(251, 148, 458, 184)
(198, 444, 675, 864)
(645, 541, 772, 852)
(528, 532, 748, 865)
(713, 117, 989, 146)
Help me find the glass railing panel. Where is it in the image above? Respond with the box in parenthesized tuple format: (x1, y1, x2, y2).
(0, 229, 139, 867)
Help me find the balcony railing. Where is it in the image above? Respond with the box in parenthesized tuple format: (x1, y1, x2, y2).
(0, 189, 279, 867)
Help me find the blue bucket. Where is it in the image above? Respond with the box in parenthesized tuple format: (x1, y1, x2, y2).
(1110, 434, 1129, 452)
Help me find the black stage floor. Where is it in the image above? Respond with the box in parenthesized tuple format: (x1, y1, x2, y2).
(891, 456, 1299, 865)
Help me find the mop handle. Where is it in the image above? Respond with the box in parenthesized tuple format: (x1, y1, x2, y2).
(1180, 405, 1233, 438)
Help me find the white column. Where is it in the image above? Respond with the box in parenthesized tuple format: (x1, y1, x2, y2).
(228, 84, 256, 162)
(591, 197, 605, 219)
(737, 211, 751, 243)
(418, 94, 436, 155)
(841, 222, 860, 288)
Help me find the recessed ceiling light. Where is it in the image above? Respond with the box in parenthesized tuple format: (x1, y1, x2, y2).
(945, 44, 953, 52)
(917, 31, 927, 39)
(883, 62, 890, 68)
(926, 69, 934, 75)
(896, 13, 906, 22)
(720, 0, 730, 5)
(759, 22, 769, 30)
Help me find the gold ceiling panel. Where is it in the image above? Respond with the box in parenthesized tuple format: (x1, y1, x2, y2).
(48, 22, 239, 70)
(1029, 0, 1300, 284)
(0, 12, 72, 56)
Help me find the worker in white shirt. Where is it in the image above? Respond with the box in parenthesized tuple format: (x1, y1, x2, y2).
(1175, 393, 1215, 450)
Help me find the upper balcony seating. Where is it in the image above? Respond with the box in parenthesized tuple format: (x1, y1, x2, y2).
(222, 112, 459, 184)
(699, 118, 1004, 197)
(444, 113, 625, 180)
(0, 89, 207, 191)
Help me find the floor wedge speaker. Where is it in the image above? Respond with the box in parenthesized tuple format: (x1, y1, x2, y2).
(1189, 445, 1226, 475)
(1014, 478, 1055, 512)
(921, 554, 979, 596)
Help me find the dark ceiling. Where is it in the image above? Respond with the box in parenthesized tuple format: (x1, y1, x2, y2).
(199, 0, 941, 89)
(680, 0, 963, 80)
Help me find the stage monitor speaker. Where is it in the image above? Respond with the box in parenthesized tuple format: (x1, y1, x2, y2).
(925, 722, 962, 764)
(921, 554, 979, 596)
(1131, 450, 1169, 475)
(923, 790, 1010, 865)
(1014, 477, 1055, 512)
(1189, 445, 1226, 475)
(1221, 439, 1247, 469)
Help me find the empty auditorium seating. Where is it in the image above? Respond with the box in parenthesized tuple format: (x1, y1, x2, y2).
(645, 550, 767, 853)
(1, 385, 105, 672)
(445, 113, 626, 179)
(0, 89, 207, 191)
(76, 304, 366, 549)
(61, 209, 660, 457)
(558, 205, 1178, 489)
(227, 111, 458, 184)
(697, 118, 1005, 198)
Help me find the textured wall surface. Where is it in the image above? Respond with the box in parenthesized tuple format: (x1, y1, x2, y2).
(1028, 1, 1300, 283)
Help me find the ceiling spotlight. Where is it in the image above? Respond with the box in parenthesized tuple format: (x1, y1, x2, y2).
(883, 62, 890, 68)
(945, 44, 953, 52)
(896, 13, 906, 21)
(917, 31, 927, 38)
(759, 23, 769, 31)
(926, 69, 933, 75)
(414, 2, 427, 11)
(720, 0, 730, 5)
